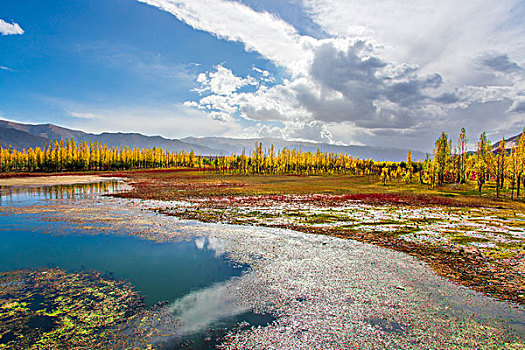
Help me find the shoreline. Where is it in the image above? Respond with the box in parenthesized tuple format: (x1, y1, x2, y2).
(0, 175, 120, 187)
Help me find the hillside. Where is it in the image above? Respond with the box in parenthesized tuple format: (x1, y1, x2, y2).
(0, 125, 48, 150)
(0, 120, 216, 155)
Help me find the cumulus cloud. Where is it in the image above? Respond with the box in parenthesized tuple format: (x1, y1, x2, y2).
(0, 19, 24, 35)
(252, 66, 274, 83)
(284, 120, 334, 143)
(301, 0, 525, 77)
(195, 64, 257, 95)
(139, 0, 525, 150)
(238, 120, 335, 144)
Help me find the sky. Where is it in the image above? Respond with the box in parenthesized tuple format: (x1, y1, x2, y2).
(0, 0, 524, 152)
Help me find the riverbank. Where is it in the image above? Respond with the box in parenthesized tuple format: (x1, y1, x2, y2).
(0, 175, 115, 187)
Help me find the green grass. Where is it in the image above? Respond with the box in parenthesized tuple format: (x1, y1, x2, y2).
(450, 235, 490, 244)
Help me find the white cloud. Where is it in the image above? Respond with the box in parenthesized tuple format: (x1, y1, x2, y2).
(209, 111, 233, 122)
(138, 0, 525, 149)
(252, 66, 274, 83)
(137, 0, 312, 76)
(68, 112, 98, 119)
(189, 66, 312, 122)
(60, 103, 244, 139)
(195, 64, 257, 95)
(0, 19, 24, 35)
(302, 0, 525, 78)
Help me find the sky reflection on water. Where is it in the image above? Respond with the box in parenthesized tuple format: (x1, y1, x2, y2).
(0, 181, 273, 348)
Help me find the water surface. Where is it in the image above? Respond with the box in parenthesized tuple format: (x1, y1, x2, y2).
(0, 181, 273, 348)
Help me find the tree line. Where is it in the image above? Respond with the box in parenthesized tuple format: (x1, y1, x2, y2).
(0, 139, 203, 172)
(2, 129, 525, 198)
(425, 128, 525, 198)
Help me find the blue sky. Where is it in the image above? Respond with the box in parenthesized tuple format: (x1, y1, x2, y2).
(1, 0, 524, 151)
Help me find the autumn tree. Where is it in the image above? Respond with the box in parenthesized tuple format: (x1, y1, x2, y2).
(516, 130, 525, 198)
(433, 132, 451, 186)
(508, 146, 519, 199)
(495, 136, 506, 198)
(474, 132, 492, 195)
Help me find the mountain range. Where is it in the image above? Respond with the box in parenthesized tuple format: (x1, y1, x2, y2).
(0, 120, 428, 161)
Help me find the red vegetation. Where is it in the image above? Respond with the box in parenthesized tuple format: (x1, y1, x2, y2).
(201, 193, 474, 208)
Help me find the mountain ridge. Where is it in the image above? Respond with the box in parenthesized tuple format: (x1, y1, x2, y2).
(0, 120, 217, 155)
(0, 119, 427, 161)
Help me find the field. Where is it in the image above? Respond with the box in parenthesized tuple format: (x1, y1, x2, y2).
(112, 169, 525, 305)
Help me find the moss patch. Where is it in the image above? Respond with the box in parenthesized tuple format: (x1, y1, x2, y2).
(0, 268, 144, 349)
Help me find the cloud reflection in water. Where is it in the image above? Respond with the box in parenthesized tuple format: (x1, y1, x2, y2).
(167, 279, 247, 336)
(194, 236, 226, 257)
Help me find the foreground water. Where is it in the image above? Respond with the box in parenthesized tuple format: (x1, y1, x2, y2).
(1, 180, 524, 349)
(0, 181, 273, 348)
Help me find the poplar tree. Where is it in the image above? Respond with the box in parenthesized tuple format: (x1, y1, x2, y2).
(474, 132, 492, 195)
(405, 150, 413, 183)
(457, 128, 467, 183)
(495, 136, 506, 198)
(433, 132, 451, 186)
(516, 130, 525, 197)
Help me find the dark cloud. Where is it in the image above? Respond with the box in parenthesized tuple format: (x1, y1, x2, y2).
(434, 92, 460, 104)
(304, 41, 443, 128)
(310, 41, 385, 92)
(481, 54, 524, 73)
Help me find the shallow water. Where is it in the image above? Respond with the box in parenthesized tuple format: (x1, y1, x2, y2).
(0, 181, 273, 348)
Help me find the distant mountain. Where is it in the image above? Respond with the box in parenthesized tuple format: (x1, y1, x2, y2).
(0, 120, 426, 161)
(0, 125, 48, 150)
(0, 120, 216, 155)
(0, 120, 85, 141)
(493, 132, 522, 150)
(182, 137, 427, 162)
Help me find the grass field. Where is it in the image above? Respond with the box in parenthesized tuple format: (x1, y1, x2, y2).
(115, 169, 525, 208)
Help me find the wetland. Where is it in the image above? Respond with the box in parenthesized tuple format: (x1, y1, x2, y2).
(0, 175, 524, 349)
